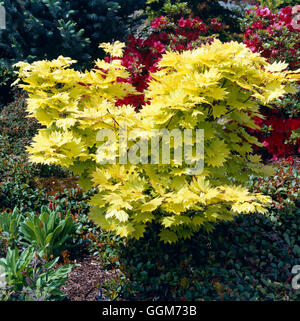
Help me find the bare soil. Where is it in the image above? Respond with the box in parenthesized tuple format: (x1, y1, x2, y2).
(62, 255, 120, 301)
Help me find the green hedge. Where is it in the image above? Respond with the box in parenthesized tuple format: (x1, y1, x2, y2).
(99, 162, 300, 300)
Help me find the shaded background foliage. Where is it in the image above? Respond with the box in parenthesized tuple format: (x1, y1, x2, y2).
(0, 0, 146, 66)
(0, 0, 147, 107)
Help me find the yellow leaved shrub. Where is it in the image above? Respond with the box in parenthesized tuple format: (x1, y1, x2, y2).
(15, 40, 300, 243)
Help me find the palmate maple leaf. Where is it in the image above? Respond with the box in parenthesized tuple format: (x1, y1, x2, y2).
(262, 81, 286, 103)
(206, 139, 230, 167)
(265, 61, 289, 73)
(116, 223, 135, 238)
(105, 209, 129, 222)
(139, 198, 164, 212)
(159, 230, 178, 244)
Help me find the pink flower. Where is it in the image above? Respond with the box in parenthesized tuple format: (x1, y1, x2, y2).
(176, 44, 185, 51)
(262, 140, 269, 147)
(185, 19, 194, 28)
(151, 16, 168, 29)
(245, 27, 254, 37)
(251, 21, 264, 29)
(178, 17, 187, 28)
(157, 32, 169, 41)
(280, 6, 293, 15)
(267, 13, 277, 22)
(266, 26, 273, 35)
(279, 13, 292, 25)
(198, 23, 207, 33)
(272, 22, 283, 30)
(152, 41, 166, 54)
(211, 18, 222, 31)
(255, 6, 271, 17)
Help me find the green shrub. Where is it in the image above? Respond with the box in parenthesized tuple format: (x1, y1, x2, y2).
(0, 247, 73, 301)
(0, 92, 40, 147)
(20, 205, 77, 260)
(51, 188, 95, 216)
(0, 179, 47, 212)
(0, 61, 15, 108)
(0, 208, 23, 247)
(102, 205, 300, 301)
(0, 134, 48, 211)
(100, 162, 300, 300)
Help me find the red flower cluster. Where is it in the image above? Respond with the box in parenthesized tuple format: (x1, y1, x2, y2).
(151, 16, 168, 29)
(253, 115, 300, 160)
(113, 16, 223, 109)
(244, 4, 299, 68)
(243, 5, 300, 160)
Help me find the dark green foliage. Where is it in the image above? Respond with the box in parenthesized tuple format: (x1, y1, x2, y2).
(0, 92, 39, 186)
(0, 93, 72, 211)
(51, 187, 95, 216)
(103, 207, 299, 300)
(0, 91, 40, 146)
(0, 134, 46, 211)
(0, 179, 46, 214)
(0, 0, 146, 67)
(0, 0, 147, 113)
(0, 247, 73, 301)
(20, 205, 77, 259)
(0, 208, 23, 246)
(0, 61, 15, 108)
(98, 162, 300, 300)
